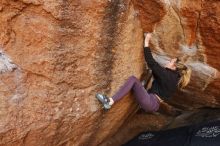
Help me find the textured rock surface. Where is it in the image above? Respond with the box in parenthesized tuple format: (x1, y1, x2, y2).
(0, 0, 143, 146)
(0, 0, 219, 146)
(146, 0, 220, 109)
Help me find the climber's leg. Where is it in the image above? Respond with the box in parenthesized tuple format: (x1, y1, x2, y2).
(132, 78, 160, 112)
(96, 75, 136, 110)
(112, 75, 160, 112)
(112, 75, 139, 102)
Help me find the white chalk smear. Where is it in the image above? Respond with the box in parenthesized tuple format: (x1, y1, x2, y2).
(152, 52, 218, 79)
(188, 61, 218, 78)
(162, 0, 181, 9)
(163, 0, 171, 5)
(8, 69, 25, 104)
(0, 48, 24, 104)
(153, 53, 171, 67)
(162, 0, 181, 8)
(180, 44, 197, 56)
(0, 50, 17, 74)
(10, 94, 22, 103)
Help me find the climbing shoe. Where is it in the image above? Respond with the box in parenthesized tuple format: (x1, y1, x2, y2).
(96, 93, 111, 110)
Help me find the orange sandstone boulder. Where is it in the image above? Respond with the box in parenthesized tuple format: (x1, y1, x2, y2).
(0, 0, 219, 146)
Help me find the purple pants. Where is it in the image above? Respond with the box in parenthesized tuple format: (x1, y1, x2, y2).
(112, 75, 160, 112)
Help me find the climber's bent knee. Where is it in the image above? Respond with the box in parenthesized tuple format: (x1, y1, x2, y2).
(128, 75, 138, 81)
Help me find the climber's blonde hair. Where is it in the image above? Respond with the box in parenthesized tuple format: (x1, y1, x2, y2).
(175, 60, 192, 89)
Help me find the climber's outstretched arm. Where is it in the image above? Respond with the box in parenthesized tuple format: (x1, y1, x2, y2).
(144, 33, 166, 79)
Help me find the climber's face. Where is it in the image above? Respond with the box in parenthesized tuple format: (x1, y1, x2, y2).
(165, 58, 177, 70)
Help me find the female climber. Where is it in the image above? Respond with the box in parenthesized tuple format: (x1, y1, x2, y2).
(95, 33, 192, 113)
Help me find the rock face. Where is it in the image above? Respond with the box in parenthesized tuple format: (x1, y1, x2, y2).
(0, 0, 219, 146)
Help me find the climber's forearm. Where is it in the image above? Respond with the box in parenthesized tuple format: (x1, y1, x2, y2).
(144, 34, 150, 47)
(144, 47, 157, 67)
(143, 33, 156, 66)
(144, 39, 149, 47)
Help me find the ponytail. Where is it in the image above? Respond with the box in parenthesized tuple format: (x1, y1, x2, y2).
(176, 63, 192, 89)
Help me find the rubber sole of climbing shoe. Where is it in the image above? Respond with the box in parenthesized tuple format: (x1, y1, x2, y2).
(96, 93, 111, 110)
